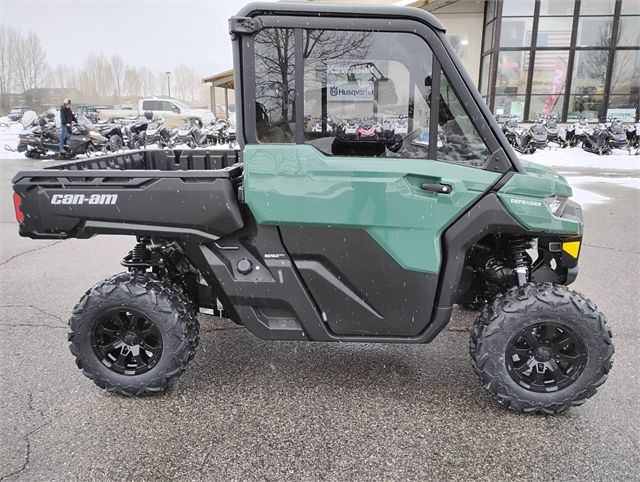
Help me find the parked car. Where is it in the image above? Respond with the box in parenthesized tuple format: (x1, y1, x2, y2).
(98, 98, 212, 128)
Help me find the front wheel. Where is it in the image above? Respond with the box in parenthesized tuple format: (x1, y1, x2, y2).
(68, 272, 199, 396)
(469, 283, 613, 414)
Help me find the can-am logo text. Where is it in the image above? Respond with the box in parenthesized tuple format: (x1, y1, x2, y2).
(50, 193, 118, 205)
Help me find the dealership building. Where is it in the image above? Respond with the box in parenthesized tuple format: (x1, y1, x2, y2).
(204, 0, 639, 123)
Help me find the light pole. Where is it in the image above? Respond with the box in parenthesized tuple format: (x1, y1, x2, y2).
(165, 71, 171, 98)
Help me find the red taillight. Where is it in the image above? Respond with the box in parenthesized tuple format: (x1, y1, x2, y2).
(13, 192, 24, 224)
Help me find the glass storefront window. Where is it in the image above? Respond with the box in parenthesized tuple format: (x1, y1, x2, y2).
(483, 20, 494, 53)
(480, 56, 491, 96)
(529, 95, 565, 120)
(500, 17, 534, 47)
(576, 17, 614, 47)
(621, 0, 640, 15)
(572, 50, 609, 96)
(495, 50, 530, 95)
(486, 0, 497, 22)
(607, 96, 639, 122)
(580, 0, 615, 15)
(531, 51, 569, 95)
(537, 17, 573, 47)
(502, 0, 535, 17)
(610, 50, 640, 95)
(618, 17, 640, 47)
(539, 0, 575, 16)
(567, 95, 604, 121)
(494, 95, 527, 120)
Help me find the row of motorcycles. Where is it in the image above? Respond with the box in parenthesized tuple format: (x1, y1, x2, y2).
(11, 110, 236, 160)
(501, 114, 640, 156)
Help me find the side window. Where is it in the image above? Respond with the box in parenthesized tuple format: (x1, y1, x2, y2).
(163, 101, 179, 113)
(437, 74, 491, 168)
(254, 28, 296, 143)
(142, 100, 155, 111)
(303, 30, 433, 157)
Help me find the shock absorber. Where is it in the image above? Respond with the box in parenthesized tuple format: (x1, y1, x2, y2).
(121, 238, 152, 271)
(509, 237, 531, 286)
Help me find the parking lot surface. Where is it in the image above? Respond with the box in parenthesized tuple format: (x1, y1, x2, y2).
(1, 157, 639, 481)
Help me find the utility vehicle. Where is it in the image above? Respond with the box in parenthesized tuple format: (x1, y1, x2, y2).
(11, 2, 613, 414)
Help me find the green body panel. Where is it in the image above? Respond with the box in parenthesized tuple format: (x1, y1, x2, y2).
(498, 161, 580, 234)
(243, 144, 500, 273)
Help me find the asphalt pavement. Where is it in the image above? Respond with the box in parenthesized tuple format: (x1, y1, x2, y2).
(1, 156, 639, 481)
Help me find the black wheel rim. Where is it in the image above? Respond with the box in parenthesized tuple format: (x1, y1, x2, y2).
(91, 309, 163, 376)
(505, 321, 587, 393)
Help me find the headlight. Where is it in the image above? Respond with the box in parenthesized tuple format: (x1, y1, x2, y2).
(545, 196, 568, 216)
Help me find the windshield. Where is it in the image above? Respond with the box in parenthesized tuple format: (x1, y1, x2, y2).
(77, 114, 95, 129)
(171, 99, 193, 110)
(21, 111, 38, 128)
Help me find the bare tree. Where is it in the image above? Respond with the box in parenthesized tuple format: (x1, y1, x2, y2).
(254, 28, 372, 124)
(123, 67, 142, 97)
(140, 68, 158, 96)
(0, 25, 18, 110)
(49, 63, 78, 89)
(173, 64, 203, 104)
(110, 54, 126, 99)
(12, 30, 49, 92)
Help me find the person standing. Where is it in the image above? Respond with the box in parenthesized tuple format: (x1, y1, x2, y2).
(59, 99, 77, 152)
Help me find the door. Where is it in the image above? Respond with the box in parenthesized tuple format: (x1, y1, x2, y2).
(243, 24, 503, 337)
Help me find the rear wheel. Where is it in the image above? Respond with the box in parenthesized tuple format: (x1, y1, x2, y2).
(68, 272, 199, 396)
(469, 283, 613, 414)
(108, 134, 123, 151)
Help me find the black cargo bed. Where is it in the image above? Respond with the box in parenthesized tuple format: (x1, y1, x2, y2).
(12, 149, 245, 241)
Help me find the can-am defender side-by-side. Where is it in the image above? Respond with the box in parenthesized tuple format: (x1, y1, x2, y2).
(11, 3, 613, 414)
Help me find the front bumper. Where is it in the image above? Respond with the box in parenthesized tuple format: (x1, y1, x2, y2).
(532, 199, 583, 285)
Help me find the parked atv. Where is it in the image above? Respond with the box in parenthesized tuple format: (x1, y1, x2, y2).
(96, 122, 125, 152)
(11, 2, 613, 415)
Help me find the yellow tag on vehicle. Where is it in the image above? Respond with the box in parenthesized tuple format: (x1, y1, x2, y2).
(562, 241, 581, 258)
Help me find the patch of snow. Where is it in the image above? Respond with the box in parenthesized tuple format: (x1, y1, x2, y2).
(566, 176, 640, 190)
(565, 176, 639, 209)
(568, 186, 610, 207)
(0, 124, 22, 159)
(520, 147, 640, 171)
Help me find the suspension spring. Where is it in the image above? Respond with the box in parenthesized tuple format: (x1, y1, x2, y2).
(121, 239, 152, 271)
(509, 237, 530, 286)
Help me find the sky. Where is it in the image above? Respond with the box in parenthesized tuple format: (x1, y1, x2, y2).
(0, 0, 265, 78)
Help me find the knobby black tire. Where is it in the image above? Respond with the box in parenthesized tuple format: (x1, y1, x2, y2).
(469, 283, 613, 414)
(68, 272, 199, 396)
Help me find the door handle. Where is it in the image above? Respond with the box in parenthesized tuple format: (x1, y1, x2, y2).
(421, 182, 453, 194)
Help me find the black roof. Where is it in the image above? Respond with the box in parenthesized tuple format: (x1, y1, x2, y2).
(236, 2, 445, 32)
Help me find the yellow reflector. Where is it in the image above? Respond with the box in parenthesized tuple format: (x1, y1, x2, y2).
(563, 241, 581, 258)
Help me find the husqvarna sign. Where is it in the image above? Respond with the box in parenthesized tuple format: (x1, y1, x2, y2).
(327, 82, 374, 102)
(327, 60, 376, 102)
